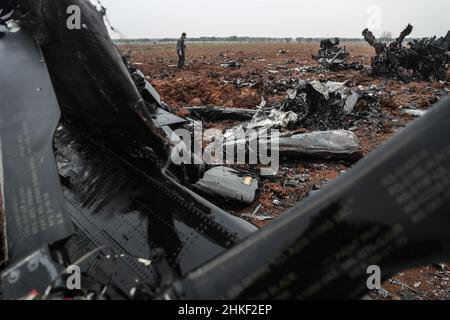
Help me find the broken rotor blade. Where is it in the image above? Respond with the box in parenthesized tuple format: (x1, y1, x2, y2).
(0, 28, 74, 263)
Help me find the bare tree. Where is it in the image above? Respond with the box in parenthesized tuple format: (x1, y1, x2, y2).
(380, 31, 393, 42)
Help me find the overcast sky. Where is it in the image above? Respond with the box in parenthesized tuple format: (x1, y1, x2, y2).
(98, 0, 450, 39)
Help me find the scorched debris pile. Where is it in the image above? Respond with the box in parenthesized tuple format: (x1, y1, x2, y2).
(363, 24, 450, 81)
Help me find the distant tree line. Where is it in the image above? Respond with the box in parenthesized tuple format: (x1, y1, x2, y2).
(114, 36, 368, 45)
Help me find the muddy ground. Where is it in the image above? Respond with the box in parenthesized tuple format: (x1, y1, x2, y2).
(123, 42, 450, 300)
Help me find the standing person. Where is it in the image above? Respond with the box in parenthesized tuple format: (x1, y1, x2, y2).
(177, 32, 187, 70)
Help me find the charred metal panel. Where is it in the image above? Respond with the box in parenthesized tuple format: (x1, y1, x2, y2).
(54, 124, 256, 297)
(0, 29, 73, 262)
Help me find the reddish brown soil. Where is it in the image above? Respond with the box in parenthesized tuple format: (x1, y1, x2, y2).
(122, 42, 450, 300)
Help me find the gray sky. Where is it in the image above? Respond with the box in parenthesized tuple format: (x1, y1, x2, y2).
(98, 0, 450, 39)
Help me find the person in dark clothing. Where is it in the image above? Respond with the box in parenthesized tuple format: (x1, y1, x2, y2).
(177, 32, 187, 69)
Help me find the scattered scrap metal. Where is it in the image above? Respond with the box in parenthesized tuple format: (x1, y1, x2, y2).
(363, 24, 450, 81)
(313, 38, 363, 71)
(316, 38, 349, 61)
(191, 80, 373, 172)
(279, 80, 360, 130)
(220, 60, 241, 68)
(194, 167, 259, 204)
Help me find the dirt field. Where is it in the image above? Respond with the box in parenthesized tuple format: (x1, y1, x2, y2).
(122, 42, 450, 300)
